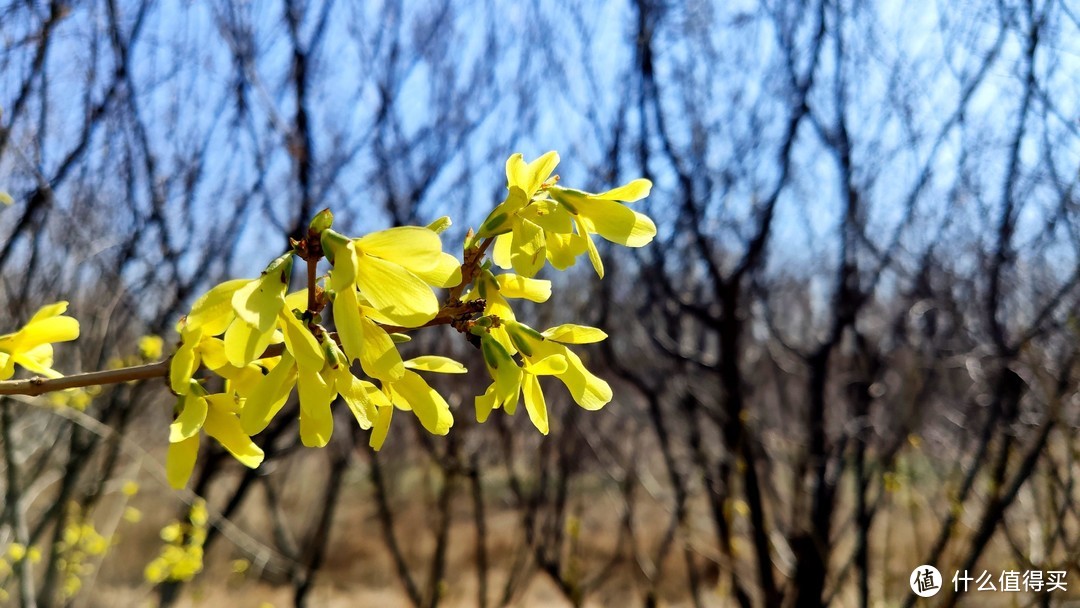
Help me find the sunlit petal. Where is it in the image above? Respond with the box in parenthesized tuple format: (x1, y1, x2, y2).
(389, 370, 453, 435)
(186, 279, 247, 335)
(279, 310, 324, 371)
(355, 253, 439, 327)
(166, 434, 200, 489)
(590, 178, 652, 203)
(204, 406, 264, 468)
(355, 226, 443, 272)
(522, 374, 549, 435)
(359, 315, 405, 381)
(495, 274, 551, 302)
(169, 394, 208, 443)
(223, 318, 274, 368)
(297, 366, 334, 447)
(404, 356, 467, 374)
(541, 324, 608, 344)
(369, 405, 393, 451)
(240, 351, 297, 435)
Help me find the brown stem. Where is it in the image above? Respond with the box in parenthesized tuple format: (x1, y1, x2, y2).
(0, 344, 284, 397)
(0, 233, 494, 399)
(447, 236, 495, 304)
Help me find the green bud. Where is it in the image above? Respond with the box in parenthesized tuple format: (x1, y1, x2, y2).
(505, 319, 540, 356)
(322, 340, 341, 369)
(309, 208, 334, 233)
(390, 333, 412, 344)
(474, 316, 493, 328)
(263, 252, 294, 282)
(481, 335, 506, 370)
(548, 186, 581, 214)
(477, 212, 510, 238)
(426, 216, 452, 234)
(320, 229, 350, 264)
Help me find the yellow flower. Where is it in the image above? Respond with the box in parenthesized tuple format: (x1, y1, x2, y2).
(176, 253, 291, 375)
(138, 335, 164, 360)
(323, 226, 461, 330)
(547, 181, 655, 278)
(368, 356, 464, 450)
(475, 321, 611, 434)
(0, 301, 80, 380)
(478, 152, 655, 279)
(464, 268, 550, 352)
(166, 383, 264, 489)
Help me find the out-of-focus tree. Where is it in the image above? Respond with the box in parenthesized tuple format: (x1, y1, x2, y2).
(3, 0, 1080, 606)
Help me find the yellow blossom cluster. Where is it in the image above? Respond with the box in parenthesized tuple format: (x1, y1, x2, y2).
(52, 502, 111, 600)
(144, 499, 209, 584)
(0, 302, 79, 380)
(158, 152, 655, 487)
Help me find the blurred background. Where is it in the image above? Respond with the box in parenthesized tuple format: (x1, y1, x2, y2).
(2, 0, 1080, 606)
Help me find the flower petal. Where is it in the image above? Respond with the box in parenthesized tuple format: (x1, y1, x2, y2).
(591, 178, 652, 203)
(19, 316, 80, 349)
(558, 347, 612, 410)
(166, 434, 200, 489)
(577, 218, 605, 279)
(522, 374, 549, 435)
(510, 218, 546, 278)
(492, 232, 513, 270)
(204, 406, 264, 469)
(224, 318, 275, 368)
(411, 252, 462, 288)
(355, 253, 439, 327)
(545, 232, 587, 271)
(187, 279, 247, 335)
(541, 324, 608, 344)
(358, 315, 405, 381)
(506, 151, 559, 197)
(522, 354, 568, 375)
(170, 340, 201, 395)
(333, 285, 364, 364)
(579, 199, 657, 247)
(495, 274, 551, 302)
(355, 226, 443, 272)
(474, 384, 497, 423)
(279, 310, 324, 371)
(369, 405, 393, 451)
(240, 352, 297, 435)
(389, 370, 453, 435)
(169, 393, 208, 443)
(404, 356, 467, 374)
(231, 259, 290, 333)
(481, 335, 521, 413)
(329, 241, 360, 292)
(335, 369, 377, 430)
(297, 366, 335, 447)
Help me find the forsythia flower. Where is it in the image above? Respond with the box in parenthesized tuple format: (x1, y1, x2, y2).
(138, 334, 164, 360)
(156, 152, 650, 484)
(475, 320, 611, 434)
(478, 151, 656, 278)
(0, 301, 80, 379)
(367, 356, 464, 450)
(166, 381, 264, 489)
(464, 267, 551, 352)
(323, 226, 462, 330)
(144, 500, 208, 584)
